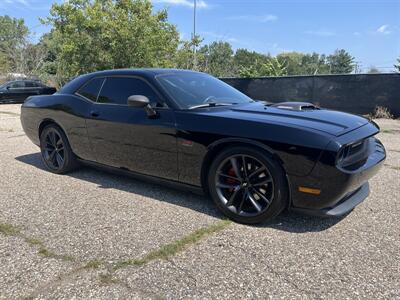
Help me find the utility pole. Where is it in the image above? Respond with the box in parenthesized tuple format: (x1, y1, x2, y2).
(193, 0, 197, 70)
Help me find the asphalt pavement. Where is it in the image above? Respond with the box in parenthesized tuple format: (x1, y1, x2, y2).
(0, 104, 399, 299)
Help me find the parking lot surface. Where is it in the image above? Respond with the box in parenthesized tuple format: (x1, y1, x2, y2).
(0, 104, 399, 299)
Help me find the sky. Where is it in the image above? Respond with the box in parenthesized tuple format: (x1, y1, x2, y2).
(1, 0, 399, 72)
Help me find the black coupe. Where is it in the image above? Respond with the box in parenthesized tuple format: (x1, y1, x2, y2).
(0, 80, 56, 103)
(20, 69, 386, 223)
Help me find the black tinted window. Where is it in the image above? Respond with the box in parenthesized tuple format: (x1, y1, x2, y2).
(25, 81, 39, 87)
(98, 77, 159, 105)
(9, 81, 25, 88)
(77, 77, 104, 101)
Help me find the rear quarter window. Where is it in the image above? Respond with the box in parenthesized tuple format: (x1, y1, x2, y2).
(76, 77, 104, 101)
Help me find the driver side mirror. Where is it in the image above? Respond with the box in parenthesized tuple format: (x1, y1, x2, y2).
(127, 95, 158, 118)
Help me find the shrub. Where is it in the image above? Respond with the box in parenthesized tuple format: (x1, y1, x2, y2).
(369, 106, 394, 119)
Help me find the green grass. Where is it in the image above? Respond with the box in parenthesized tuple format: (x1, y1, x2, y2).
(38, 248, 74, 261)
(1, 223, 74, 261)
(0, 111, 20, 116)
(98, 273, 119, 285)
(0, 128, 14, 132)
(0, 223, 20, 236)
(388, 149, 400, 153)
(381, 129, 394, 134)
(384, 163, 400, 171)
(113, 220, 231, 270)
(25, 237, 45, 247)
(2, 219, 231, 276)
(84, 260, 103, 269)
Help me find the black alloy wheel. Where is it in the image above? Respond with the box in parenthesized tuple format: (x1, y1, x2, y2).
(208, 146, 288, 224)
(40, 124, 78, 174)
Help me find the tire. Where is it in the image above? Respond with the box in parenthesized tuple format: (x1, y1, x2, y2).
(39, 124, 79, 174)
(207, 146, 288, 224)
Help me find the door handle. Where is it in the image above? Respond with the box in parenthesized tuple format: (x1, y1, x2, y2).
(90, 111, 100, 117)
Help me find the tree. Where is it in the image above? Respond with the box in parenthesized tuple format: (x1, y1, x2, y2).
(234, 48, 273, 77)
(327, 49, 355, 74)
(0, 15, 29, 74)
(259, 57, 287, 76)
(276, 52, 330, 75)
(198, 41, 234, 77)
(175, 35, 203, 71)
(238, 57, 287, 77)
(43, 0, 180, 84)
(367, 66, 380, 74)
(238, 65, 260, 78)
(395, 58, 400, 72)
(234, 48, 270, 75)
(276, 52, 303, 75)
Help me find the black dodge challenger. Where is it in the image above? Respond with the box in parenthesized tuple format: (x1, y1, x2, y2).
(21, 69, 386, 224)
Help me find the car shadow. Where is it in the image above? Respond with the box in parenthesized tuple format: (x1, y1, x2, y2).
(15, 152, 347, 233)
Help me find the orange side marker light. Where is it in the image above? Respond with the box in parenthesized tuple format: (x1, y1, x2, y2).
(298, 187, 321, 195)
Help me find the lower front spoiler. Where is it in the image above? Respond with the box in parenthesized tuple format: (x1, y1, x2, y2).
(291, 182, 370, 217)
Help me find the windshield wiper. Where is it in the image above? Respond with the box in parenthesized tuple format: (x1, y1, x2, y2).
(188, 102, 236, 110)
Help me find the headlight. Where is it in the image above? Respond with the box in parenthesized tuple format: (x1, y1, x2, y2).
(336, 138, 371, 170)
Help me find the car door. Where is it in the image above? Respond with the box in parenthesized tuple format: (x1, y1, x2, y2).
(5, 81, 26, 102)
(24, 81, 42, 97)
(85, 76, 178, 181)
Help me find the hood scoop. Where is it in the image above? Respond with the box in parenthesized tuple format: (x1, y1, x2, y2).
(270, 102, 319, 111)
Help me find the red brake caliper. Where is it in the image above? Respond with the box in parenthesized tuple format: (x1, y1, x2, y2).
(226, 168, 237, 192)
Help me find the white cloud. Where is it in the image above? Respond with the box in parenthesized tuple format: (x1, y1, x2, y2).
(153, 0, 208, 9)
(1, 0, 50, 10)
(4, 0, 29, 6)
(376, 24, 391, 35)
(268, 42, 293, 54)
(201, 31, 238, 43)
(227, 14, 278, 23)
(304, 29, 336, 37)
(353, 32, 361, 36)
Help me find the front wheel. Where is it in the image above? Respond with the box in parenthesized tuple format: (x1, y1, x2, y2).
(208, 146, 288, 224)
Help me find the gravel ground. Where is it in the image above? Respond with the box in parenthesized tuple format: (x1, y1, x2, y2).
(0, 104, 399, 299)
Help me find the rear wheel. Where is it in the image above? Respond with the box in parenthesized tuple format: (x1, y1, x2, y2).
(40, 124, 78, 174)
(208, 146, 288, 224)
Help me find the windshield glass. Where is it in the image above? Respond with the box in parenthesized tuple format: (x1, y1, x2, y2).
(157, 72, 253, 109)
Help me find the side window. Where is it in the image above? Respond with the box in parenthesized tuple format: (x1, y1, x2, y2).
(9, 81, 25, 88)
(76, 77, 104, 102)
(97, 77, 161, 106)
(25, 81, 39, 87)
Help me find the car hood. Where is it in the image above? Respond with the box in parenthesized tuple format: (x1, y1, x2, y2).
(205, 102, 369, 137)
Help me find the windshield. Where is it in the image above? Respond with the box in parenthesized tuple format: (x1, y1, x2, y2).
(156, 72, 253, 109)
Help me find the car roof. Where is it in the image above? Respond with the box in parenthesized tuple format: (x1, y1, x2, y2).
(3, 79, 41, 84)
(84, 68, 200, 77)
(58, 68, 202, 95)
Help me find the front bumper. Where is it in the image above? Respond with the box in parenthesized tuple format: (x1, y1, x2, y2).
(289, 137, 385, 216)
(291, 182, 370, 217)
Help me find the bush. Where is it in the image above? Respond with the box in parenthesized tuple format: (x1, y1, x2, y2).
(369, 106, 394, 119)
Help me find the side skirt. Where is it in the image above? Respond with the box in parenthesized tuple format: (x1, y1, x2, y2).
(77, 159, 204, 196)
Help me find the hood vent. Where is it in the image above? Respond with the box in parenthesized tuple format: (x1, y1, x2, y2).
(270, 102, 319, 111)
